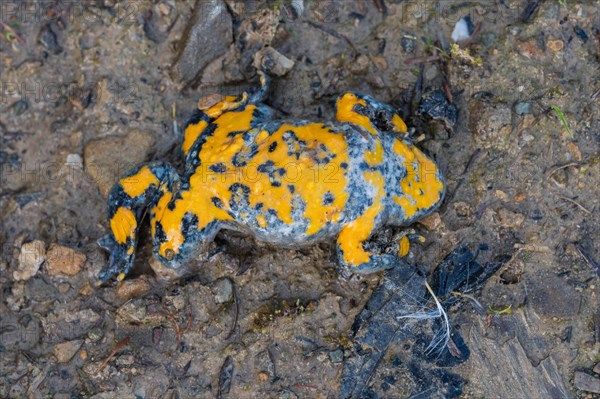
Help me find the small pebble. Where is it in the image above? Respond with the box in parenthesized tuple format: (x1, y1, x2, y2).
(54, 340, 83, 363)
(257, 372, 269, 382)
(496, 208, 525, 228)
(87, 327, 104, 343)
(79, 282, 94, 296)
(45, 244, 86, 276)
(594, 363, 600, 374)
(213, 278, 233, 304)
(451, 15, 474, 43)
(57, 282, 70, 294)
(115, 277, 151, 300)
(401, 35, 416, 53)
(515, 102, 533, 115)
(14, 240, 46, 281)
(329, 349, 344, 363)
(418, 212, 442, 230)
(254, 47, 295, 77)
(495, 190, 508, 200)
(350, 54, 370, 75)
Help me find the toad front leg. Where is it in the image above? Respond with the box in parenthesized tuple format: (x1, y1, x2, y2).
(98, 162, 180, 282)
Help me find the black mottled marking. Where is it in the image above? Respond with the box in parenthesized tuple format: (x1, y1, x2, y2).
(209, 163, 227, 173)
(419, 188, 424, 196)
(154, 221, 167, 243)
(257, 160, 275, 172)
(186, 122, 217, 170)
(340, 162, 348, 169)
(227, 129, 246, 138)
(288, 184, 295, 194)
(258, 160, 286, 187)
(283, 130, 307, 159)
(181, 212, 199, 241)
(268, 141, 278, 152)
(183, 108, 209, 130)
(167, 199, 177, 211)
(353, 103, 374, 119)
(323, 191, 334, 205)
(229, 183, 251, 210)
(255, 202, 264, 210)
(232, 132, 259, 167)
(211, 197, 224, 208)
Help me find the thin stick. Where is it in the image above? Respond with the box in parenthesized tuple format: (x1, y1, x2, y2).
(546, 162, 578, 180)
(96, 336, 130, 374)
(558, 195, 592, 215)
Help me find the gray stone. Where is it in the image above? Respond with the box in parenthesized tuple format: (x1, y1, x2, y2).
(515, 102, 533, 115)
(574, 371, 600, 394)
(329, 349, 344, 364)
(171, 0, 233, 88)
(213, 278, 233, 304)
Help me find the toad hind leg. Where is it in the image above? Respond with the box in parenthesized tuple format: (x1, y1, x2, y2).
(336, 215, 399, 275)
(98, 162, 179, 282)
(336, 171, 398, 275)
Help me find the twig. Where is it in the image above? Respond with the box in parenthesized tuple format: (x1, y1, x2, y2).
(424, 280, 450, 354)
(520, 0, 544, 23)
(1, 21, 25, 43)
(404, 55, 441, 65)
(575, 244, 599, 277)
(546, 162, 579, 180)
(557, 195, 592, 215)
(225, 283, 239, 340)
(96, 336, 130, 374)
(513, 243, 551, 252)
(303, 20, 356, 53)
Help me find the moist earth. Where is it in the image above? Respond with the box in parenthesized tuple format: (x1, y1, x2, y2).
(0, 1, 599, 398)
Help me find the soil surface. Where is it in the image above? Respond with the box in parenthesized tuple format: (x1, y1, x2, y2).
(0, 1, 599, 398)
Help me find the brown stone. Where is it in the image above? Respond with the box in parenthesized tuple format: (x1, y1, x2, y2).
(418, 212, 442, 230)
(115, 277, 151, 300)
(149, 256, 184, 283)
(46, 244, 86, 276)
(54, 340, 83, 363)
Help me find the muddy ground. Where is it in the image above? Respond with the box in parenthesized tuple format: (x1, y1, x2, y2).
(0, 0, 599, 398)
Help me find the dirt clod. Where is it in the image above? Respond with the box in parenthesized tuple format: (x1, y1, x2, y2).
(496, 208, 525, 229)
(45, 244, 86, 276)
